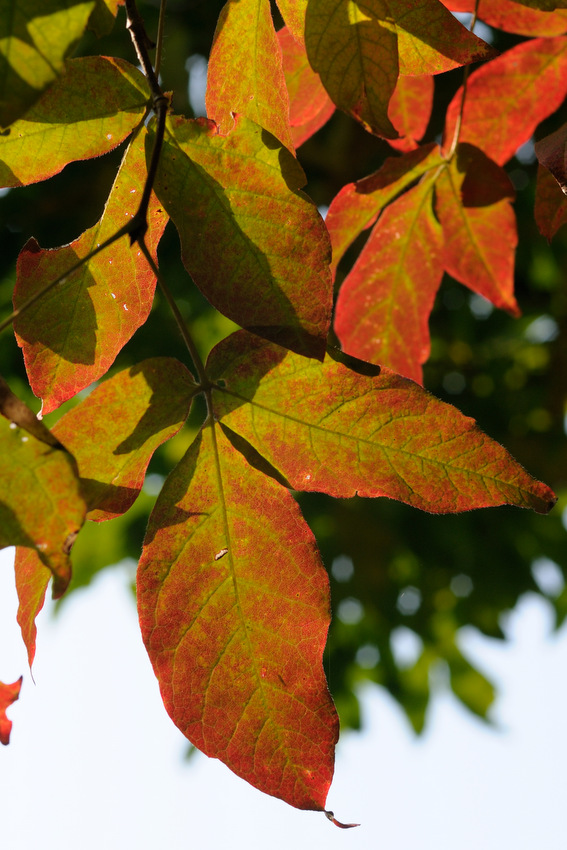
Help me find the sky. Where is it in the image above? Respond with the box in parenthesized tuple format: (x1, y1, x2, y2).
(1, 546, 566, 850)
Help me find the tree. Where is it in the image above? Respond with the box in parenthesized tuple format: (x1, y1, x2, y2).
(1, 0, 566, 826)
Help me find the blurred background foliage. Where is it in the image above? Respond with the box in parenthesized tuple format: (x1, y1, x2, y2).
(1, 0, 566, 736)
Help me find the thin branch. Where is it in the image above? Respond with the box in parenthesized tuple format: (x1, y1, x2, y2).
(155, 0, 168, 77)
(137, 239, 210, 388)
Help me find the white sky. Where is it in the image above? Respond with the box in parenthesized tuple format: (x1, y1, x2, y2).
(1, 546, 566, 850)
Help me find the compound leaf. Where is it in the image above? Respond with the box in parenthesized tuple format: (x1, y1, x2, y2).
(138, 422, 338, 810)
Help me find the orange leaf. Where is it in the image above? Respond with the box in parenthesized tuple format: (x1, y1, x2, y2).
(444, 37, 567, 165)
(276, 0, 308, 44)
(278, 25, 335, 148)
(435, 144, 519, 314)
(138, 423, 338, 810)
(335, 175, 443, 382)
(15, 547, 51, 669)
(206, 0, 294, 151)
(0, 677, 22, 745)
(13, 129, 167, 414)
(440, 0, 567, 36)
(208, 331, 557, 514)
(387, 75, 434, 152)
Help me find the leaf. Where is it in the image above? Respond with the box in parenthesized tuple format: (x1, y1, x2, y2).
(208, 330, 557, 514)
(326, 143, 443, 276)
(88, 0, 124, 37)
(0, 677, 22, 745)
(443, 37, 567, 165)
(0, 55, 149, 187)
(137, 422, 338, 810)
(151, 113, 332, 360)
(276, 0, 308, 44)
(334, 174, 443, 383)
(535, 122, 567, 193)
(278, 25, 335, 148)
(15, 547, 50, 669)
(304, 0, 493, 137)
(509, 0, 567, 10)
(0, 0, 95, 128)
(534, 162, 567, 239)
(13, 128, 168, 414)
(439, 0, 567, 37)
(52, 358, 197, 520)
(0, 415, 86, 597)
(387, 74, 434, 153)
(434, 143, 519, 314)
(206, 0, 293, 151)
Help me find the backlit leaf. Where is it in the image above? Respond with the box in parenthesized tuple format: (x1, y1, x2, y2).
(208, 330, 557, 514)
(434, 144, 519, 314)
(206, 0, 294, 151)
(387, 74, 434, 152)
(443, 37, 567, 165)
(0, 677, 22, 745)
(534, 162, 567, 239)
(326, 143, 443, 275)
(440, 0, 567, 37)
(535, 123, 567, 193)
(276, 0, 308, 43)
(52, 358, 197, 520)
(152, 114, 332, 360)
(278, 25, 335, 148)
(89, 0, 124, 37)
(13, 128, 167, 414)
(335, 174, 443, 382)
(0, 416, 86, 597)
(0, 0, 95, 128)
(15, 547, 50, 668)
(510, 0, 567, 10)
(138, 422, 338, 810)
(0, 55, 149, 187)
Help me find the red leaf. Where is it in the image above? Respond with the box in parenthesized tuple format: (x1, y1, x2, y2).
(206, 0, 294, 151)
(15, 548, 51, 669)
(435, 143, 519, 314)
(326, 143, 444, 276)
(443, 37, 567, 165)
(534, 163, 567, 239)
(52, 359, 196, 521)
(440, 0, 567, 36)
(152, 114, 332, 360)
(13, 129, 167, 414)
(0, 677, 22, 745)
(138, 423, 338, 810)
(334, 175, 443, 383)
(0, 56, 149, 187)
(278, 25, 335, 148)
(387, 75, 434, 153)
(208, 331, 557, 514)
(535, 122, 567, 192)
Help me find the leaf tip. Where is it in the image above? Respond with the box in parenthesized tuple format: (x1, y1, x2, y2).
(325, 810, 360, 829)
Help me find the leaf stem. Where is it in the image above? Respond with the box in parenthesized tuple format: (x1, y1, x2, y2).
(137, 239, 210, 387)
(448, 3, 480, 159)
(155, 0, 168, 78)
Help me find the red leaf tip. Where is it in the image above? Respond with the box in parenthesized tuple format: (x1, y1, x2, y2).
(325, 810, 360, 829)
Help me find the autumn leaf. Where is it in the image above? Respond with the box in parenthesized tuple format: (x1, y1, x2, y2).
(206, 0, 293, 150)
(439, 0, 567, 36)
(208, 331, 557, 514)
(151, 114, 332, 360)
(0, 55, 149, 187)
(0, 677, 22, 745)
(276, 0, 308, 44)
(535, 123, 567, 193)
(13, 128, 167, 414)
(138, 422, 338, 810)
(334, 174, 443, 382)
(435, 143, 519, 314)
(52, 358, 197, 520)
(387, 75, 434, 152)
(534, 163, 567, 239)
(443, 36, 567, 165)
(0, 0, 95, 128)
(326, 143, 443, 276)
(15, 547, 51, 669)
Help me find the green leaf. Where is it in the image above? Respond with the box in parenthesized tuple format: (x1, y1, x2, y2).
(0, 55, 149, 187)
(208, 331, 557, 514)
(276, 0, 308, 44)
(88, 0, 123, 37)
(206, 0, 294, 151)
(334, 173, 443, 383)
(326, 143, 443, 276)
(0, 0, 95, 128)
(53, 358, 197, 520)
(14, 128, 167, 414)
(0, 415, 86, 597)
(151, 114, 332, 360)
(138, 421, 338, 810)
(435, 144, 519, 314)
